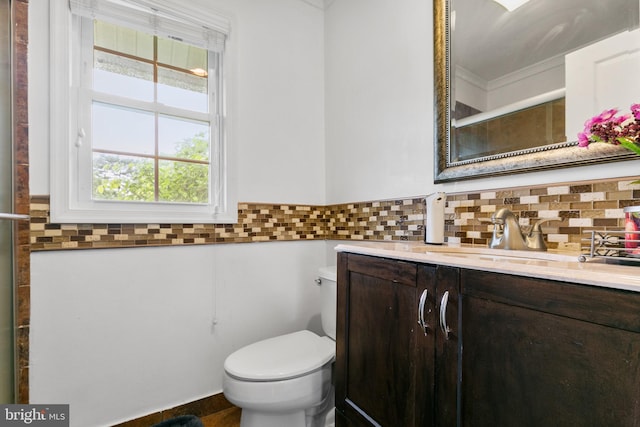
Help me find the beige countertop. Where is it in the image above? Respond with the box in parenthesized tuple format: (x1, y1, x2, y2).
(334, 241, 640, 293)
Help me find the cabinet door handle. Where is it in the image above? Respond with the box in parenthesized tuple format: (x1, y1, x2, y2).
(417, 289, 428, 335)
(439, 290, 451, 340)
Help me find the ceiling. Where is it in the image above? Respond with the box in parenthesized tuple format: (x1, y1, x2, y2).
(452, 0, 640, 82)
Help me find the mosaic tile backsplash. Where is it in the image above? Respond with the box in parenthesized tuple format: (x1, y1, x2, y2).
(30, 177, 640, 252)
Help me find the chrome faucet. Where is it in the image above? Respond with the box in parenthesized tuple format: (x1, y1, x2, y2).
(488, 208, 559, 251)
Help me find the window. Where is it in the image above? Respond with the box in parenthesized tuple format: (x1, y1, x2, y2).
(50, 0, 236, 223)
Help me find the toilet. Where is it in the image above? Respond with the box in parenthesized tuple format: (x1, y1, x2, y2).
(223, 266, 337, 427)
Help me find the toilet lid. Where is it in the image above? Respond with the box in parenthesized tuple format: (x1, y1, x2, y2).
(224, 330, 335, 381)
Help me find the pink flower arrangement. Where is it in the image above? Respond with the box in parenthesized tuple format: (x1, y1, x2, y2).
(578, 103, 640, 155)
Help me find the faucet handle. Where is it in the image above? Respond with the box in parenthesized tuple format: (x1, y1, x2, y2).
(527, 217, 561, 251)
(531, 217, 562, 232)
(486, 215, 505, 225)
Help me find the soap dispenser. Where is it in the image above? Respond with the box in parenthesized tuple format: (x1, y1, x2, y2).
(425, 192, 446, 245)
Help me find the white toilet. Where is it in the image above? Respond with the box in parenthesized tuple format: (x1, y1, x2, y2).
(223, 266, 337, 427)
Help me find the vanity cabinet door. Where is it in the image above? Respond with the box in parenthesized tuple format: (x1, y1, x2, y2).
(434, 265, 459, 427)
(459, 269, 640, 427)
(335, 253, 437, 426)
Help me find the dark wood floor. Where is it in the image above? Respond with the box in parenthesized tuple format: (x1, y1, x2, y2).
(201, 406, 241, 427)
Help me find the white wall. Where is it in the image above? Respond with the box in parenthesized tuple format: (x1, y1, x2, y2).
(454, 66, 488, 113)
(221, 0, 326, 203)
(324, 0, 640, 205)
(324, 0, 433, 204)
(486, 58, 564, 111)
(455, 59, 564, 115)
(30, 241, 330, 427)
(28, 1, 327, 426)
(565, 29, 640, 141)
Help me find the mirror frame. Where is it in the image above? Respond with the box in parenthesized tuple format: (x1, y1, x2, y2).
(433, 0, 637, 183)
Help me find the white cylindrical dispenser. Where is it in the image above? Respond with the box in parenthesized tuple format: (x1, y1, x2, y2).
(425, 192, 446, 245)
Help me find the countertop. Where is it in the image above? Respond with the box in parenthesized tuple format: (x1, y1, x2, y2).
(334, 241, 640, 293)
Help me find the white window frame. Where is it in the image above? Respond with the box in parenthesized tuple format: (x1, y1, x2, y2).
(50, 0, 237, 224)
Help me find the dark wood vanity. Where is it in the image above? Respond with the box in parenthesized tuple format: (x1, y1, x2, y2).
(335, 251, 640, 426)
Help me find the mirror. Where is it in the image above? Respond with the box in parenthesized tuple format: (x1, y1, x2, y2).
(434, 0, 640, 182)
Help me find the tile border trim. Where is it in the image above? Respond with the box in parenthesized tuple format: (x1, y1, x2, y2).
(30, 175, 640, 252)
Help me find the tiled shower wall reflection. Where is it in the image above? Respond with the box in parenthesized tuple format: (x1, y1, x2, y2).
(31, 177, 640, 252)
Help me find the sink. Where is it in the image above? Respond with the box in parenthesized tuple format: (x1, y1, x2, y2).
(410, 245, 579, 263)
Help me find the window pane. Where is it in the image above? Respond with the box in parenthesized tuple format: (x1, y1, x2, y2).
(94, 20, 154, 60)
(92, 103, 155, 155)
(94, 50, 154, 102)
(157, 37, 207, 72)
(158, 67, 208, 112)
(158, 115, 210, 160)
(86, 20, 214, 208)
(93, 153, 155, 202)
(158, 160, 210, 203)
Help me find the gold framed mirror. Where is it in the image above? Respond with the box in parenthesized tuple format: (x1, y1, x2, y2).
(434, 0, 640, 182)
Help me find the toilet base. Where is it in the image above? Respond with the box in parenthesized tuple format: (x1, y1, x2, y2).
(238, 386, 334, 427)
(239, 406, 335, 427)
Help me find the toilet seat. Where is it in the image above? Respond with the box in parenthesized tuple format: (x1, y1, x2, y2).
(224, 330, 335, 381)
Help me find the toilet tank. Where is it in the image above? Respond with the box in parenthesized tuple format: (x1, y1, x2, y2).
(318, 266, 337, 340)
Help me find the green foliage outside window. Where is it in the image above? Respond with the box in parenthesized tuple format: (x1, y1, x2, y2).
(93, 132, 210, 203)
